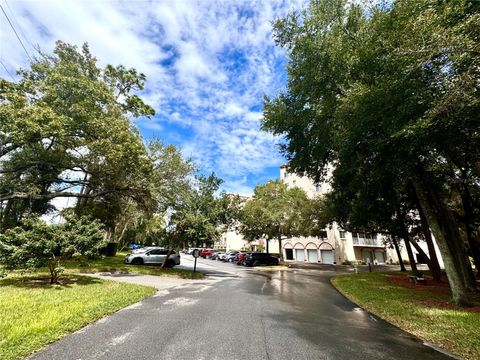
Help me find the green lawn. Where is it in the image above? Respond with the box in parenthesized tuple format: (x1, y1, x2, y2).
(65, 252, 204, 279)
(332, 272, 480, 360)
(0, 274, 155, 360)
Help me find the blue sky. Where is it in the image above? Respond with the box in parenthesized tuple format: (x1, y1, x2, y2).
(0, 0, 307, 195)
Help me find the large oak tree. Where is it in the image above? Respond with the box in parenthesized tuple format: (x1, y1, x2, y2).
(263, 0, 479, 305)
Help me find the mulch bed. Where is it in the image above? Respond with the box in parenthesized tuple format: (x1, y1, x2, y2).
(385, 274, 480, 313)
(386, 274, 451, 294)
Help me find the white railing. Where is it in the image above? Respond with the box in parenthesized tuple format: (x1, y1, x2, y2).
(352, 238, 382, 247)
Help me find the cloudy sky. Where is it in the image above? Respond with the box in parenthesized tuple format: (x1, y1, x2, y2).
(0, 0, 307, 195)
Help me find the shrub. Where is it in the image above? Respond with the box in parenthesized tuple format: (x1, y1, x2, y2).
(0, 215, 105, 284)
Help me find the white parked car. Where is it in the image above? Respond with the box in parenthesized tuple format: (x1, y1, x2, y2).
(125, 248, 180, 267)
(131, 246, 155, 254)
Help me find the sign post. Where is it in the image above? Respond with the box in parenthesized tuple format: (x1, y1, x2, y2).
(192, 249, 200, 273)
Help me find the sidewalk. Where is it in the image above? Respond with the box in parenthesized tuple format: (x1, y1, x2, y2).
(81, 271, 219, 290)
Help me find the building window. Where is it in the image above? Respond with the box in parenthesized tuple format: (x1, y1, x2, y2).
(315, 184, 321, 192)
(292, 179, 296, 186)
(339, 231, 346, 240)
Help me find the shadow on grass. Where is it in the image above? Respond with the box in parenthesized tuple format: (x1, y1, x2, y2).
(0, 274, 103, 289)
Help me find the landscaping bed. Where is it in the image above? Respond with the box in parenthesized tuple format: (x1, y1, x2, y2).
(332, 272, 480, 360)
(0, 274, 155, 360)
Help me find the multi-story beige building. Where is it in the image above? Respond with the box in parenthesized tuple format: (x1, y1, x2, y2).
(217, 165, 442, 266)
(279, 165, 398, 264)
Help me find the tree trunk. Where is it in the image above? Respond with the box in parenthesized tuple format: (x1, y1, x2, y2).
(394, 204, 419, 274)
(410, 183, 442, 282)
(266, 238, 269, 254)
(404, 238, 418, 273)
(161, 248, 173, 269)
(278, 236, 283, 261)
(468, 234, 480, 278)
(406, 237, 443, 279)
(393, 237, 407, 272)
(116, 220, 130, 250)
(412, 178, 476, 306)
(460, 186, 480, 277)
(48, 256, 59, 284)
(104, 227, 113, 242)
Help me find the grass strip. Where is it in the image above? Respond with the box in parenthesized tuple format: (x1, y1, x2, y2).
(332, 272, 480, 360)
(0, 274, 155, 360)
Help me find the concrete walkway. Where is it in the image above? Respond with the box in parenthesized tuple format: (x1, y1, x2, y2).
(82, 272, 191, 289)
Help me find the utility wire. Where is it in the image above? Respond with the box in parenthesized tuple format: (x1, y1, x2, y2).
(0, 59, 15, 81)
(4, 0, 35, 51)
(0, 3, 32, 62)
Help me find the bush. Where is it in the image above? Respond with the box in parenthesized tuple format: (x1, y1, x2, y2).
(342, 260, 353, 265)
(0, 215, 105, 284)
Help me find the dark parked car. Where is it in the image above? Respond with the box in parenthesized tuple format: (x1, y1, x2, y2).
(243, 253, 279, 267)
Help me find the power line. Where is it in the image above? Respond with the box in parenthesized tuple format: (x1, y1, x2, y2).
(0, 59, 15, 81)
(0, 3, 32, 62)
(4, 0, 35, 51)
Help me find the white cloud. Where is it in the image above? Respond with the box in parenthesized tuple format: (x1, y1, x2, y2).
(0, 0, 308, 193)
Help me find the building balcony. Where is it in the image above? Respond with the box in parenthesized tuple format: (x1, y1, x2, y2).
(352, 238, 383, 247)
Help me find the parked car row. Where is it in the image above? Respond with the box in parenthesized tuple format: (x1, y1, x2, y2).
(205, 250, 279, 267)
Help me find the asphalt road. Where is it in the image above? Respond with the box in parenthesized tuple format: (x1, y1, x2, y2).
(29, 256, 454, 360)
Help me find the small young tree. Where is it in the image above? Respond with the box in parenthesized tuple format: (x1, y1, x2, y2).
(0, 215, 105, 283)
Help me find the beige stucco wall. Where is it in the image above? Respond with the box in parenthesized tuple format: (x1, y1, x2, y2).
(279, 166, 412, 264)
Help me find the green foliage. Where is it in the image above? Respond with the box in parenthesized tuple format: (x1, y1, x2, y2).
(168, 173, 232, 248)
(0, 215, 105, 283)
(240, 180, 311, 258)
(263, 0, 480, 304)
(0, 41, 154, 230)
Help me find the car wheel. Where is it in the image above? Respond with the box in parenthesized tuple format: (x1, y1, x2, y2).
(131, 257, 143, 265)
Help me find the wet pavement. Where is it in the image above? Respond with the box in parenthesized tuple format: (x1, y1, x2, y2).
(29, 256, 455, 360)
